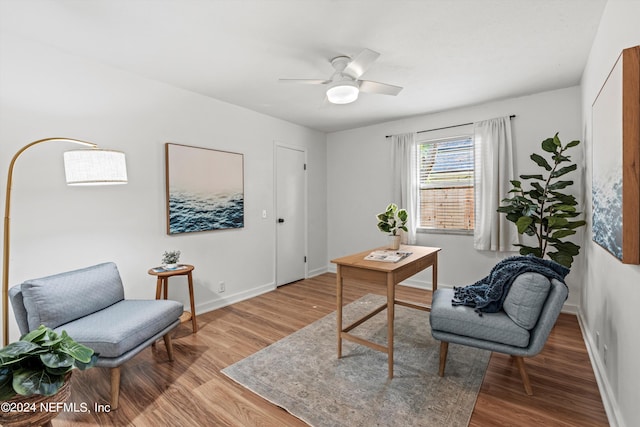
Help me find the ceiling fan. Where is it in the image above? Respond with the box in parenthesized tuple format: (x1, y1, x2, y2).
(279, 48, 403, 104)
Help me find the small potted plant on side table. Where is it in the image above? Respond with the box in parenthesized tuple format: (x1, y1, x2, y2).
(0, 325, 97, 427)
(376, 203, 408, 250)
(162, 250, 181, 269)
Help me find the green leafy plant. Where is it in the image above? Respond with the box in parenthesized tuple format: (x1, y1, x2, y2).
(0, 325, 97, 400)
(497, 133, 586, 268)
(376, 203, 408, 236)
(162, 250, 181, 265)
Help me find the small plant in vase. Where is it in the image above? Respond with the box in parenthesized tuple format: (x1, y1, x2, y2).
(162, 250, 181, 269)
(376, 203, 408, 250)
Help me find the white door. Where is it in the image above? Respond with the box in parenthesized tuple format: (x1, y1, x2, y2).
(276, 145, 306, 286)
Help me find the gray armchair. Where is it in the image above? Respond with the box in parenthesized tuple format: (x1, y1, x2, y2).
(9, 262, 183, 409)
(429, 272, 568, 395)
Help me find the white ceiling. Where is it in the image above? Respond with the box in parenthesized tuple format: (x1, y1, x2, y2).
(0, 0, 607, 133)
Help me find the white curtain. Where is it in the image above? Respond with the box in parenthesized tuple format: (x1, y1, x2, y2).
(473, 116, 518, 251)
(391, 132, 418, 244)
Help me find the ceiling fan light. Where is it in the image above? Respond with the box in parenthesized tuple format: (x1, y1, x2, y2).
(327, 81, 359, 104)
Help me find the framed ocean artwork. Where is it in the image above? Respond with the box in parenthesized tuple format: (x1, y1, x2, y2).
(591, 46, 640, 264)
(165, 143, 244, 234)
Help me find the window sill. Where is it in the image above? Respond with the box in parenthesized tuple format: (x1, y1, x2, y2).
(416, 228, 473, 236)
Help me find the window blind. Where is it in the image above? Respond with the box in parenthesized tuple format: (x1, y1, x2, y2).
(418, 136, 474, 230)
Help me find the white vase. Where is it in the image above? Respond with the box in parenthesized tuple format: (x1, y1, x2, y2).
(389, 235, 401, 250)
(165, 263, 177, 269)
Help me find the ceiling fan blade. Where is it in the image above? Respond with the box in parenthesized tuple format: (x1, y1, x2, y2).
(359, 80, 403, 96)
(278, 79, 330, 85)
(343, 48, 380, 79)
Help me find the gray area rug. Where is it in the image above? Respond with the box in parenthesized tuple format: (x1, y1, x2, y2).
(222, 294, 490, 426)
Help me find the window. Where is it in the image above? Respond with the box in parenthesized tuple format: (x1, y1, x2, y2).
(417, 135, 474, 231)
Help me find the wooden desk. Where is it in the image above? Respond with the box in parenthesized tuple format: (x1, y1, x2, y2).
(331, 245, 440, 378)
(148, 264, 198, 333)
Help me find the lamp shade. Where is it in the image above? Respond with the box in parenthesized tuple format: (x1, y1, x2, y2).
(326, 80, 359, 104)
(64, 149, 128, 185)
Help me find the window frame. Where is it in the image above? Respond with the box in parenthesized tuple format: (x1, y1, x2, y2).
(415, 133, 475, 235)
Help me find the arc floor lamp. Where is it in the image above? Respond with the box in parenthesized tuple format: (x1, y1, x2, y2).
(2, 137, 127, 346)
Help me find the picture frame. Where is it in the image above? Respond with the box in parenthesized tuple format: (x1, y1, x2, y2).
(591, 45, 640, 264)
(165, 143, 244, 234)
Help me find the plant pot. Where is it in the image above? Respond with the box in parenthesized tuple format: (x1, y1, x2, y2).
(389, 235, 401, 250)
(165, 263, 177, 269)
(0, 373, 72, 427)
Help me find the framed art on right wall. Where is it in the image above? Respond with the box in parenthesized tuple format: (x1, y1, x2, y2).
(592, 45, 640, 264)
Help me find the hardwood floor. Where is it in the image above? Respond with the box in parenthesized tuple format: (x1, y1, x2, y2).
(55, 273, 608, 426)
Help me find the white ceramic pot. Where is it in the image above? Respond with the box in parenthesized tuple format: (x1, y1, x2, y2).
(389, 235, 401, 250)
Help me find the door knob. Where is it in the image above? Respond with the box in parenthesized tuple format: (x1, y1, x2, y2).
(278, 218, 285, 223)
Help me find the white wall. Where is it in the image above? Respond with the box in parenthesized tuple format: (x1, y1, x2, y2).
(580, 1, 640, 426)
(0, 33, 327, 341)
(327, 86, 583, 310)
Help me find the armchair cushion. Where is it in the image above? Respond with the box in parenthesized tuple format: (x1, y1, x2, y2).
(55, 299, 183, 358)
(502, 272, 550, 329)
(430, 288, 530, 348)
(20, 262, 125, 331)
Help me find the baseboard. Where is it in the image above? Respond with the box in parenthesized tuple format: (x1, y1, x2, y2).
(399, 277, 436, 290)
(195, 282, 276, 314)
(577, 309, 622, 427)
(194, 268, 328, 315)
(561, 302, 579, 315)
(307, 266, 328, 277)
(326, 264, 578, 314)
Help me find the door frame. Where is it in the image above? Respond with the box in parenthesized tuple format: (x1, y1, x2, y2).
(274, 141, 308, 286)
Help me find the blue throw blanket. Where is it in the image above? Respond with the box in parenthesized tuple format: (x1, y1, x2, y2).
(452, 255, 569, 314)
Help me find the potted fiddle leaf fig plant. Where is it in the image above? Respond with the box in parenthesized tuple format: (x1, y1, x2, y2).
(0, 325, 97, 425)
(497, 133, 586, 268)
(376, 203, 408, 250)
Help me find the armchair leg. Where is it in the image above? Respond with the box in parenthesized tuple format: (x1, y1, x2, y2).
(438, 341, 449, 377)
(163, 333, 174, 362)
(513, 356, 533, 395)
(110, 367, 121, 409)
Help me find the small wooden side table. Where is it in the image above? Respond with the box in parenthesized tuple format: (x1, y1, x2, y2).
(147, 264, 198, 333)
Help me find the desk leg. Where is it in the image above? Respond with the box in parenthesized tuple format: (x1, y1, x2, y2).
(432, 251, 438, 293)
(155, 278, 163, 299)
(387, 273, 395, 379)
(187, 272, 198, 333)
(336, 265, 343, 359)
